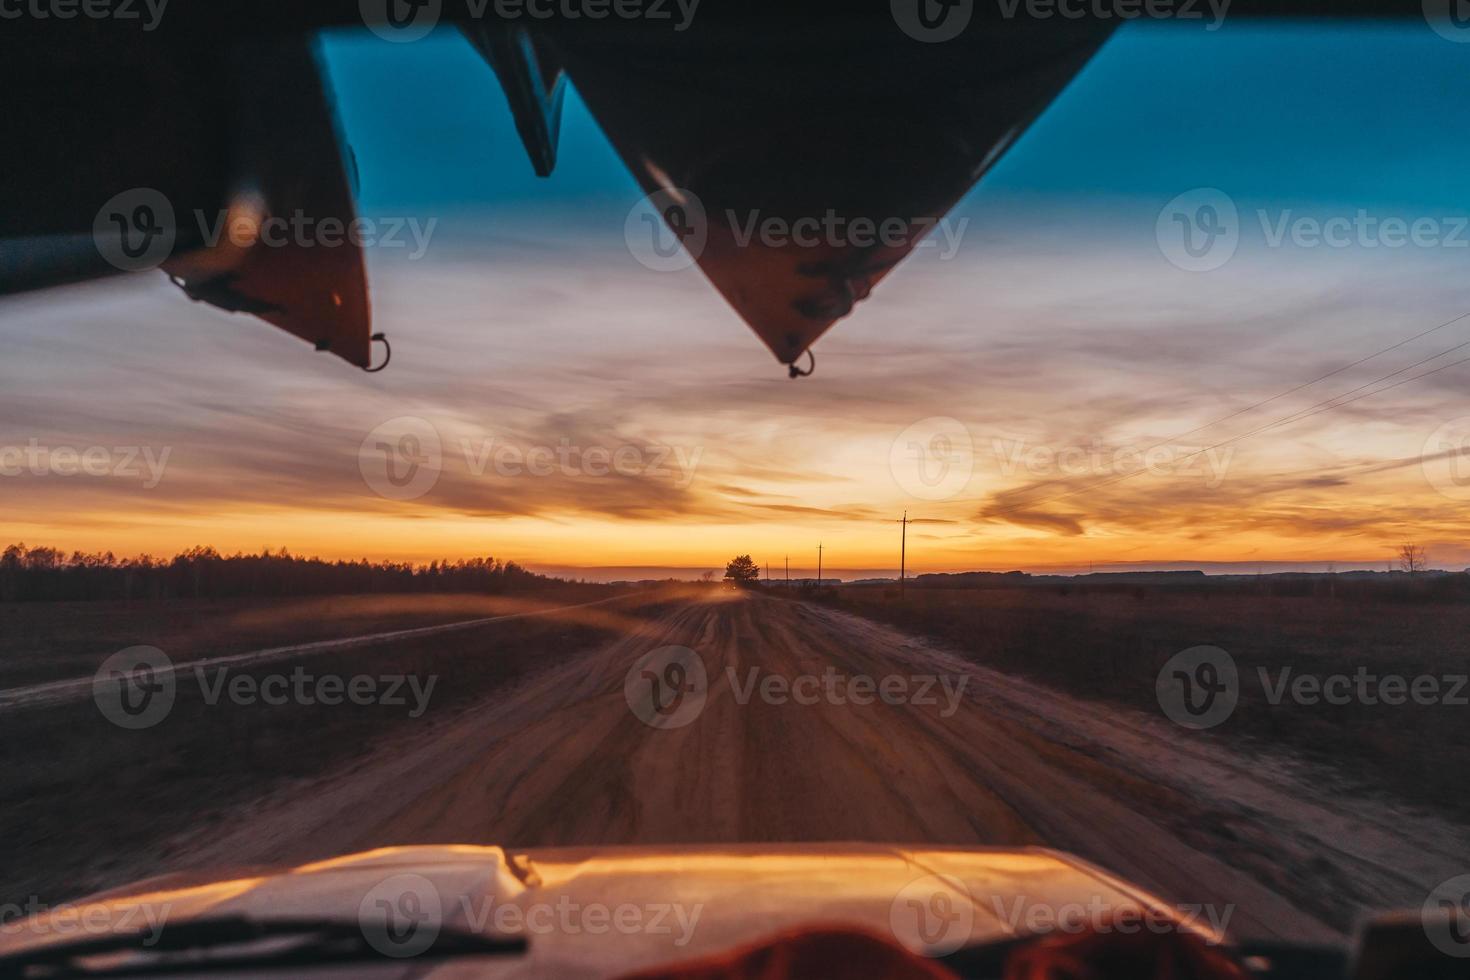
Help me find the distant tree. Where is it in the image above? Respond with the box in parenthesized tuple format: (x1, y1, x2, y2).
(699, 570, 715, 583)
(1398, 542, 1428, 575)
(724, 555, 760, 586)
(0, 542, 561, 602)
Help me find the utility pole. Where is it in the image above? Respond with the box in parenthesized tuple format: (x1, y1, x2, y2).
(764, 561, 769, 584)
(897, 511, 911, 598)
(784, 555, 789, 585)
(817, 542, 823, 587)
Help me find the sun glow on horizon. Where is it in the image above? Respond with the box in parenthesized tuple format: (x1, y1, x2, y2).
(5, 25, 1470, 577)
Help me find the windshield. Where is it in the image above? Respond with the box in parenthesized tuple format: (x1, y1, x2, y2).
(1, 9, 1468, 979)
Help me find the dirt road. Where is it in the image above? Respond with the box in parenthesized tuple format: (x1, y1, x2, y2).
(144, 591, 1469, 942)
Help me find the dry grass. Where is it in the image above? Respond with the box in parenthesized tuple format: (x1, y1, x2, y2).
(813, 584, 1470, 819)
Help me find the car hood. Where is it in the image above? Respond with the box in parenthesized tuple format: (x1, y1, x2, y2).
(0, 843, 1212, 978)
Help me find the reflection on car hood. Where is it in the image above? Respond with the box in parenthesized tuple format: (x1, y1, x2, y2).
(1, 843, 1210, 978)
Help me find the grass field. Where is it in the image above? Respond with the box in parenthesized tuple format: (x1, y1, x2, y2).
(810, 583, 1470, 819)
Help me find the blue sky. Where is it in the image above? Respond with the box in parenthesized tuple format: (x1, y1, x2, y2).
(320, 20, 1470, 215)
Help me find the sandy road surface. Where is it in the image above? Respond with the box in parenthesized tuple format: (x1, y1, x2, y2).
(150, 591, 1470, 942)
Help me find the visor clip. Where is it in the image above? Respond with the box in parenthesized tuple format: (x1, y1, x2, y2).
(364, 332, 392, 373)
(787, 348, 815, 379)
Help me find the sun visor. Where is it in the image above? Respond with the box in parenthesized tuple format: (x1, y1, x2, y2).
(557, 17, 1114, 373)
(162, 38, 373, 369)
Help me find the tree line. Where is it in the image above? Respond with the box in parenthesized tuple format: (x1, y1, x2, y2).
(0, 543, 553, 602)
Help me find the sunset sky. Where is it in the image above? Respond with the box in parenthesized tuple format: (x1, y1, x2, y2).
(5, 20, 1470, 579)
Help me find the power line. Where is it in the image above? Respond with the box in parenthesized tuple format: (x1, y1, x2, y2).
(1255, 352, 1470, 432)
(985, 334, 1470, 518)
(991, 311, 1470, 513)
(1248, 339, 1470, 434)
(1164, 310, 1470, 445)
